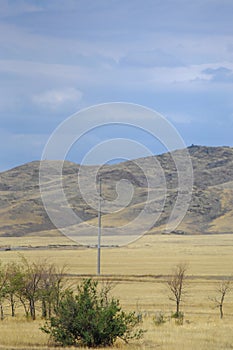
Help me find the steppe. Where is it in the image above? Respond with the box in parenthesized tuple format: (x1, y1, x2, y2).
(1, 233, 233, 349)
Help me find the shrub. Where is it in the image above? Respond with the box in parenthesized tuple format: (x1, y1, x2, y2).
(153, 311, 166, 326)
(171, 311, 184, 325)
(41, 279, 144, 347)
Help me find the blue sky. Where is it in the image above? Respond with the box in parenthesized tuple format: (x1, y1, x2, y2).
(1, 0, 233, 171)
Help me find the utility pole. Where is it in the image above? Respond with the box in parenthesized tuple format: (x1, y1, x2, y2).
(97, 177, 102, 275)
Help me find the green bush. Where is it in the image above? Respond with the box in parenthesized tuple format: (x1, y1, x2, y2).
(41, 279, 144, 347)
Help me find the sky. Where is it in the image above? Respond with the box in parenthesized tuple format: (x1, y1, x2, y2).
(1, 0, 233, 171)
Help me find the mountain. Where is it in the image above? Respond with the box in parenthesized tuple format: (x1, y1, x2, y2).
(0, 145, 233, 238)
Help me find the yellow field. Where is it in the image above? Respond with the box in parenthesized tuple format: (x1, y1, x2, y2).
(1, 233, 233, 349)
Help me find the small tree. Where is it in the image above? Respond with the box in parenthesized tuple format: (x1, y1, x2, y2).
(0, 262, 8, 320)
(211, 279, 231, 319)
(40, 263, 66, 319)
(5, 261, 25, 317)
(18, 258, 44, 320)
(42, 278, 144, 347)
(167, 263, 188, 318)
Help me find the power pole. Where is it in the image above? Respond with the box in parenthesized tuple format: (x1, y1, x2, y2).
(97, 177, 102, 275)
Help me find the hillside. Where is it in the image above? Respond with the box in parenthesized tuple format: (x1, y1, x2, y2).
(0, 145, 233, 239)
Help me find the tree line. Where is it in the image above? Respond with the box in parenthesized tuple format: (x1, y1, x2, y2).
(0, 256, 65, 320)
(0, 258, 143, 347)
(0, 259, 231, 322)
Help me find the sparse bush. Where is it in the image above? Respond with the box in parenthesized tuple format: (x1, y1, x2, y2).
(153, 311, 166, 326)
(41, 278, 144, 347)
(171, 311, 184, 325)
(136, 312, 143, 323)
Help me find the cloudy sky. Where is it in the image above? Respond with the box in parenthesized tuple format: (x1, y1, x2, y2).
(1, 0, 233, 171)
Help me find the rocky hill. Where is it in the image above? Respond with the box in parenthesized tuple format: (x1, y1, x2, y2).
(0, 145, 233, 238)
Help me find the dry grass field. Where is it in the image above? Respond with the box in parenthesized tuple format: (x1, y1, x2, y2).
(1, 233, 233, 349)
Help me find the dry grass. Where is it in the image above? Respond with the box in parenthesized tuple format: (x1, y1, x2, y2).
(1, 315, 233, 350)
(139, 316, 233, 350)
(0, 317, 48, 348)
(1, 233, 233, 349)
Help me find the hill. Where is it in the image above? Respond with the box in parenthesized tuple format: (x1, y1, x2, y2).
(0, 145, 233, 238)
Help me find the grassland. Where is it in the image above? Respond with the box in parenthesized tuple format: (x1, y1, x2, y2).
(1, 233, 233, 349)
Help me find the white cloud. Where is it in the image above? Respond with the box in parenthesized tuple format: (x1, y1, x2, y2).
(32, 88, 83, 111)
(202, 66, 233, 83)
(0, 0, 42, 17)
